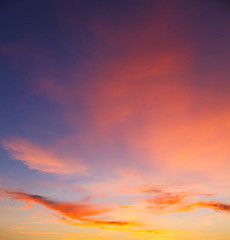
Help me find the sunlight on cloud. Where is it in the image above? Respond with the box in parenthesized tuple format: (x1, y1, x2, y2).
(2, 139, 87, 175)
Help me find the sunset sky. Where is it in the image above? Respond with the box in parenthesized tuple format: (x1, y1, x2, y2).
(0, 1, 230, 239)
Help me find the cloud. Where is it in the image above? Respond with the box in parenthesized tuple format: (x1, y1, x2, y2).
(30, 5, 230, 184)
(3, 190, 109, 218)
(180, 201, 230, 213)
(2, 190, 135, 230)
(3, 0, 229, 184)
(2, 186, 230, 237)
(1, 138, 87, 175)
(144, 190, 230, 215)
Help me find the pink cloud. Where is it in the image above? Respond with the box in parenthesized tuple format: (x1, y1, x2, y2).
(2, 138, 87, 175)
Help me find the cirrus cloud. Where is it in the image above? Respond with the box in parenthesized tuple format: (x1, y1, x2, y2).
(2, 138, 87, 175)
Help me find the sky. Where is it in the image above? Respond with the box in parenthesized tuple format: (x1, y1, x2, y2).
(0, 0, 230, 239)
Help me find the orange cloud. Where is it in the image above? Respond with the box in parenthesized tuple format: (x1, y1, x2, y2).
(2, 190, 135, 230)
(3, 190, 109, 218)
(144, 189, 230, 216)
(180, 201, 230, 214)
(2, 138, 87, 175)
(2, 186, 230, 238)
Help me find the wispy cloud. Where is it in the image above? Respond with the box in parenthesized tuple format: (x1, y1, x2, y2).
(2, 186, 230, 232)
(144, 190, 230, 215)
(1, 138, 87, 175)
(2, 190, 135, 230)
(180, 201, 230, 213)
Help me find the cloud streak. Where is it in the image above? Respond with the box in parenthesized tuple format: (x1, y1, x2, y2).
(2, 190, 134, 230)
(2, 138, 87, 175)
(180, 201, 230, 213)
(144, 190, 230, 215)
(2, 187, 230, 232)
